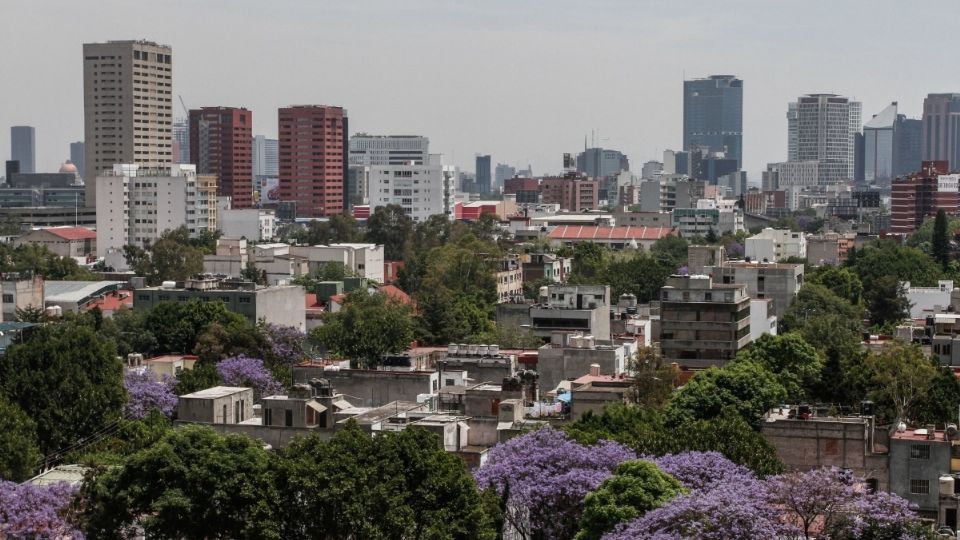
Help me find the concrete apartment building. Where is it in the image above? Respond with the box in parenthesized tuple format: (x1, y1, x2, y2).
(521, 253, 571, 284)
(0, 272, 45, 322)
(189, 107, 254, 209)
(888, 427, 954, 518)
(540, 172, 601, 211)
(687, 244, 725, 274)
(278, 105, 348, 217)
(659, 274, 751, 368)
(707, 261, 803, 319)
(288, 243, 384, 283)
(83, 40, 173, 207)
(806, 232, 856, 266)
(14, 227, 96, 259)
(672, 204, 744, 237)
(495, 256, 523, 303)
(218, 208, 276, 242)
(367, 155, 457, 222)
(134, 276, 306, 330)
(530, 285, 611, 341)
(95, 164, 217, 264)
(536, 333, 636, 395)
(745, 228, 806, 262)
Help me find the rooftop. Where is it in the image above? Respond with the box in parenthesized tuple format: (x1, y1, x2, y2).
(181, 386, 250, 399)
(548, 225, 675, 241)
(891, 427, 949, 442)
(145, 354, 197, 364)
(46, 281, 126, 304)
(34, 226, 96, 241)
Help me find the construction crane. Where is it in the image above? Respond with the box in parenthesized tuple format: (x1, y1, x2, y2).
(178, 94, 189, 118)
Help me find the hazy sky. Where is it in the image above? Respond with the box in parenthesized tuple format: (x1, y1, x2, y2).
(3, 0, 960, 179)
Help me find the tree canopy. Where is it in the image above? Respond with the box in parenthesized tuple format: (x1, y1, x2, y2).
(310, 288, 414, 368)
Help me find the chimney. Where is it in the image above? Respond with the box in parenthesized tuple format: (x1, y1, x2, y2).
(589, 363, 601, 377)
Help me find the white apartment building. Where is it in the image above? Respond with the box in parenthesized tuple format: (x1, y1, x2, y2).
(288, 243, 385, 283)
(762, 161, 820, 191)
(219, 208, 276, 242)
(791, 94, 861, 185)
(96, 164, 217, 262)
(368, 155, 456, 222)
(349, 134, 429, 166)
(745, 228, 807, 262)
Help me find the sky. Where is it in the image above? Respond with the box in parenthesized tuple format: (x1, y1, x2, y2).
(2, 0, 960, 180)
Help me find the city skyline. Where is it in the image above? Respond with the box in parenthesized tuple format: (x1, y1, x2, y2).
(2, 1, 960, 179)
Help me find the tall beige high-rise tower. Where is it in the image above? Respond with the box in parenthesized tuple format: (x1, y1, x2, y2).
(83, 40, 173, 206)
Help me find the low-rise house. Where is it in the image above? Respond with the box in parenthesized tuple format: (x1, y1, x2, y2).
(745, 228, 806, 262)
(903, 280, 953, 319)
(14, 227, 96, 259)
(568, 365, 632, 421)
(707, 261, 804, 319)
(495, 256, 523, 303)
(889, 426, 954, 518)
(143, 354, 198, 380)
(530, 284, 611, 341)
(536, 332, 636, 395)
(178, 386, 254, 424)
(1, 272, 44, 321)
(521, 253, 571, 284)
(288, 243, 384, 283)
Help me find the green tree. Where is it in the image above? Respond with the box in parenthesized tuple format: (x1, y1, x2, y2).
(568, 242, 608, 282)
(913, 367, 960, 425)
(0, 396, 41, 481)
(807, 265, 863, 306)
(241, 262, 267, 285)
(933, 208, 951, 270)
(734, 333, 823, 401)
(188, 228, 222, 254)
(781, 283, 863, 333)
(124, 226, 205, 285)
(311, 289, 414, 368)
(605, 253, 672, 302)
(628, 346, 677, 409)
(847, 239, 942, 291)
(0, 243, 96, 280)
(865, 275, 911, 328)
(575, 460, 684, 540)
(797, 313, 867, 405)
(277, 424, 497, 539)
(15, 305, 47, 323)
(0, 323, 124, 454)
(908, 212, 960, 252)
(650, 236, 688, 271)
(864, 341, 937, 427)
(144, 299, 250, 354)
(79, 425, 281, 539)
(664, 361, 787, 428)
(366, 204, 414, 260)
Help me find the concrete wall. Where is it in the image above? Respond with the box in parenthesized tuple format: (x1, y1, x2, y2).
(889, 438, 951, 515)
(537, 345, 629, 394)
(178, 389, 254, 424)
(761, 417, 888, 491)
(292, 366, 432, 408)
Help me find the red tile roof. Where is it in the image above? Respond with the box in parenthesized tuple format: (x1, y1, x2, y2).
(379, 285, 412, 305)
(42, 227, 97, 241)
(85, 290, 133, 312)
(547, 225, 675, 241)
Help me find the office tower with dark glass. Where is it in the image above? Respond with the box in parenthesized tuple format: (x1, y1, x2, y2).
(683, 75, 743, 168)
(69, 141, 85, 180)
(10, 126, 36, 174)
(863, 102, 923, 185)
(791, 94, 861, 184)
(476, 154, 492, 194)
(921, 93, 960, 169)
(189, 107, 254, 209)
(83, 40, 173, 206)
(576, 148, 629, 180)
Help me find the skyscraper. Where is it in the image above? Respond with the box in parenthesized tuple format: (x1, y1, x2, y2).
(189, 107, 254, 209)
(921, 93, 960, 169)
(172, 118, 189, 164)
(576, 148, 629, 179)
(83, 40, 173, 206)
(863, 102, 923, 185)
(349, 134, 429, 166)
(475, 154, 492, 194)
(791, 94, 861, 184)
(787, 102, 798, 161)
(69, 141, 85, 180)
(683, 75, 743, 168)
(278, 105, 348, 217)
(10, 126, 35, 174)
(495, 163, 516, 190)
(252, 135, 279, 177)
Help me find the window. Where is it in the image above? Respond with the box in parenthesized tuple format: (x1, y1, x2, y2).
(285, 409, 293, 427)
(1, 294, 12, 303)
(264, 408, 272, 426)
(910, 444, 931, 459)
(909, 479, 930, 494)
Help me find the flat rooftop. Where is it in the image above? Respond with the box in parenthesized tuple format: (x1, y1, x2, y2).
(181, 386, 249, 399)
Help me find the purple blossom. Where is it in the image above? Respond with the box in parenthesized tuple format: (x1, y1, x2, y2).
(123, 368, 177, 419)
(0, 481, 84, 539)
(677, 266, 690, 276)
(260, 323, 307, 367)
(647, 451, 755, 493)
(216, 355, 283, 399)
(725, 241, 744, 258)
(474, 428, 635, 539)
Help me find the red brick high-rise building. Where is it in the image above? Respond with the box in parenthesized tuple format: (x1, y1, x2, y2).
(278, 105, 348, 217)
(890, 160, 956, 235)
(540, 172, 600, 211)
(189, 107, 253, 208)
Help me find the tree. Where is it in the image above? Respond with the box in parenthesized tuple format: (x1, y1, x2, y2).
(144, 299, 249, 354)
(0, 323, 124, 455)
(0, 481, 82, 538)
(568, 242, 608, 283)
(278, 424, 496, 539)
(807, 265, 863, 306)
(365, 204, 414, 260)
(933, 208, 951, 270)
(0, 243, 96, 280)
(473, 428, 635, 540)
(297, 214, 362, 246)
(241, 261, 266, 285)
(864, 341, 937, 427)
(798, 313, 868, 405)
(664, 361, 787, 428)
(847, 239, 942, 291)
(216, 355, 283, 400)
(311, 288, 414, 368)
(781, 283, 863, 333)
(123, 369, 177, 419)
(865, 275, 911, 328)
(78, 425, 281, 539)
(575, 460, 684, 540)
(14, 305, 47, 323)
(0, 397, 40, 482)
(628, 347, 677, 409)
(734, 333, 823, 401)
(125, 226, 205, 285)
(174, 361, 222, 396)
(913, 367, 960, 425)
(605, 253, 672, 302)
(650, 235, 688, 271)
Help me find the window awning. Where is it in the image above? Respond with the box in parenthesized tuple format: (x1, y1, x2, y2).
(306, 401, 327, 414)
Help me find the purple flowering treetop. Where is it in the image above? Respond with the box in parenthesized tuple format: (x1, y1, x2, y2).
(123, 368, 177, 419)
(260, 323, 307, 367)
(648, 451, 756, 493)
(216, 355, 283, 399)
(726, 241, 744, 258)
(474, 427, 635, 540)
(0, 480, 84, 539)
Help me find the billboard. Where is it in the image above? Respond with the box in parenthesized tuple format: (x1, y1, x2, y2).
(258, 176, 281, 205)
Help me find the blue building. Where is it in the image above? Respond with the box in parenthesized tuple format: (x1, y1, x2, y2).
(683, 75, 743, 169)
(475, 154, 492, 194)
